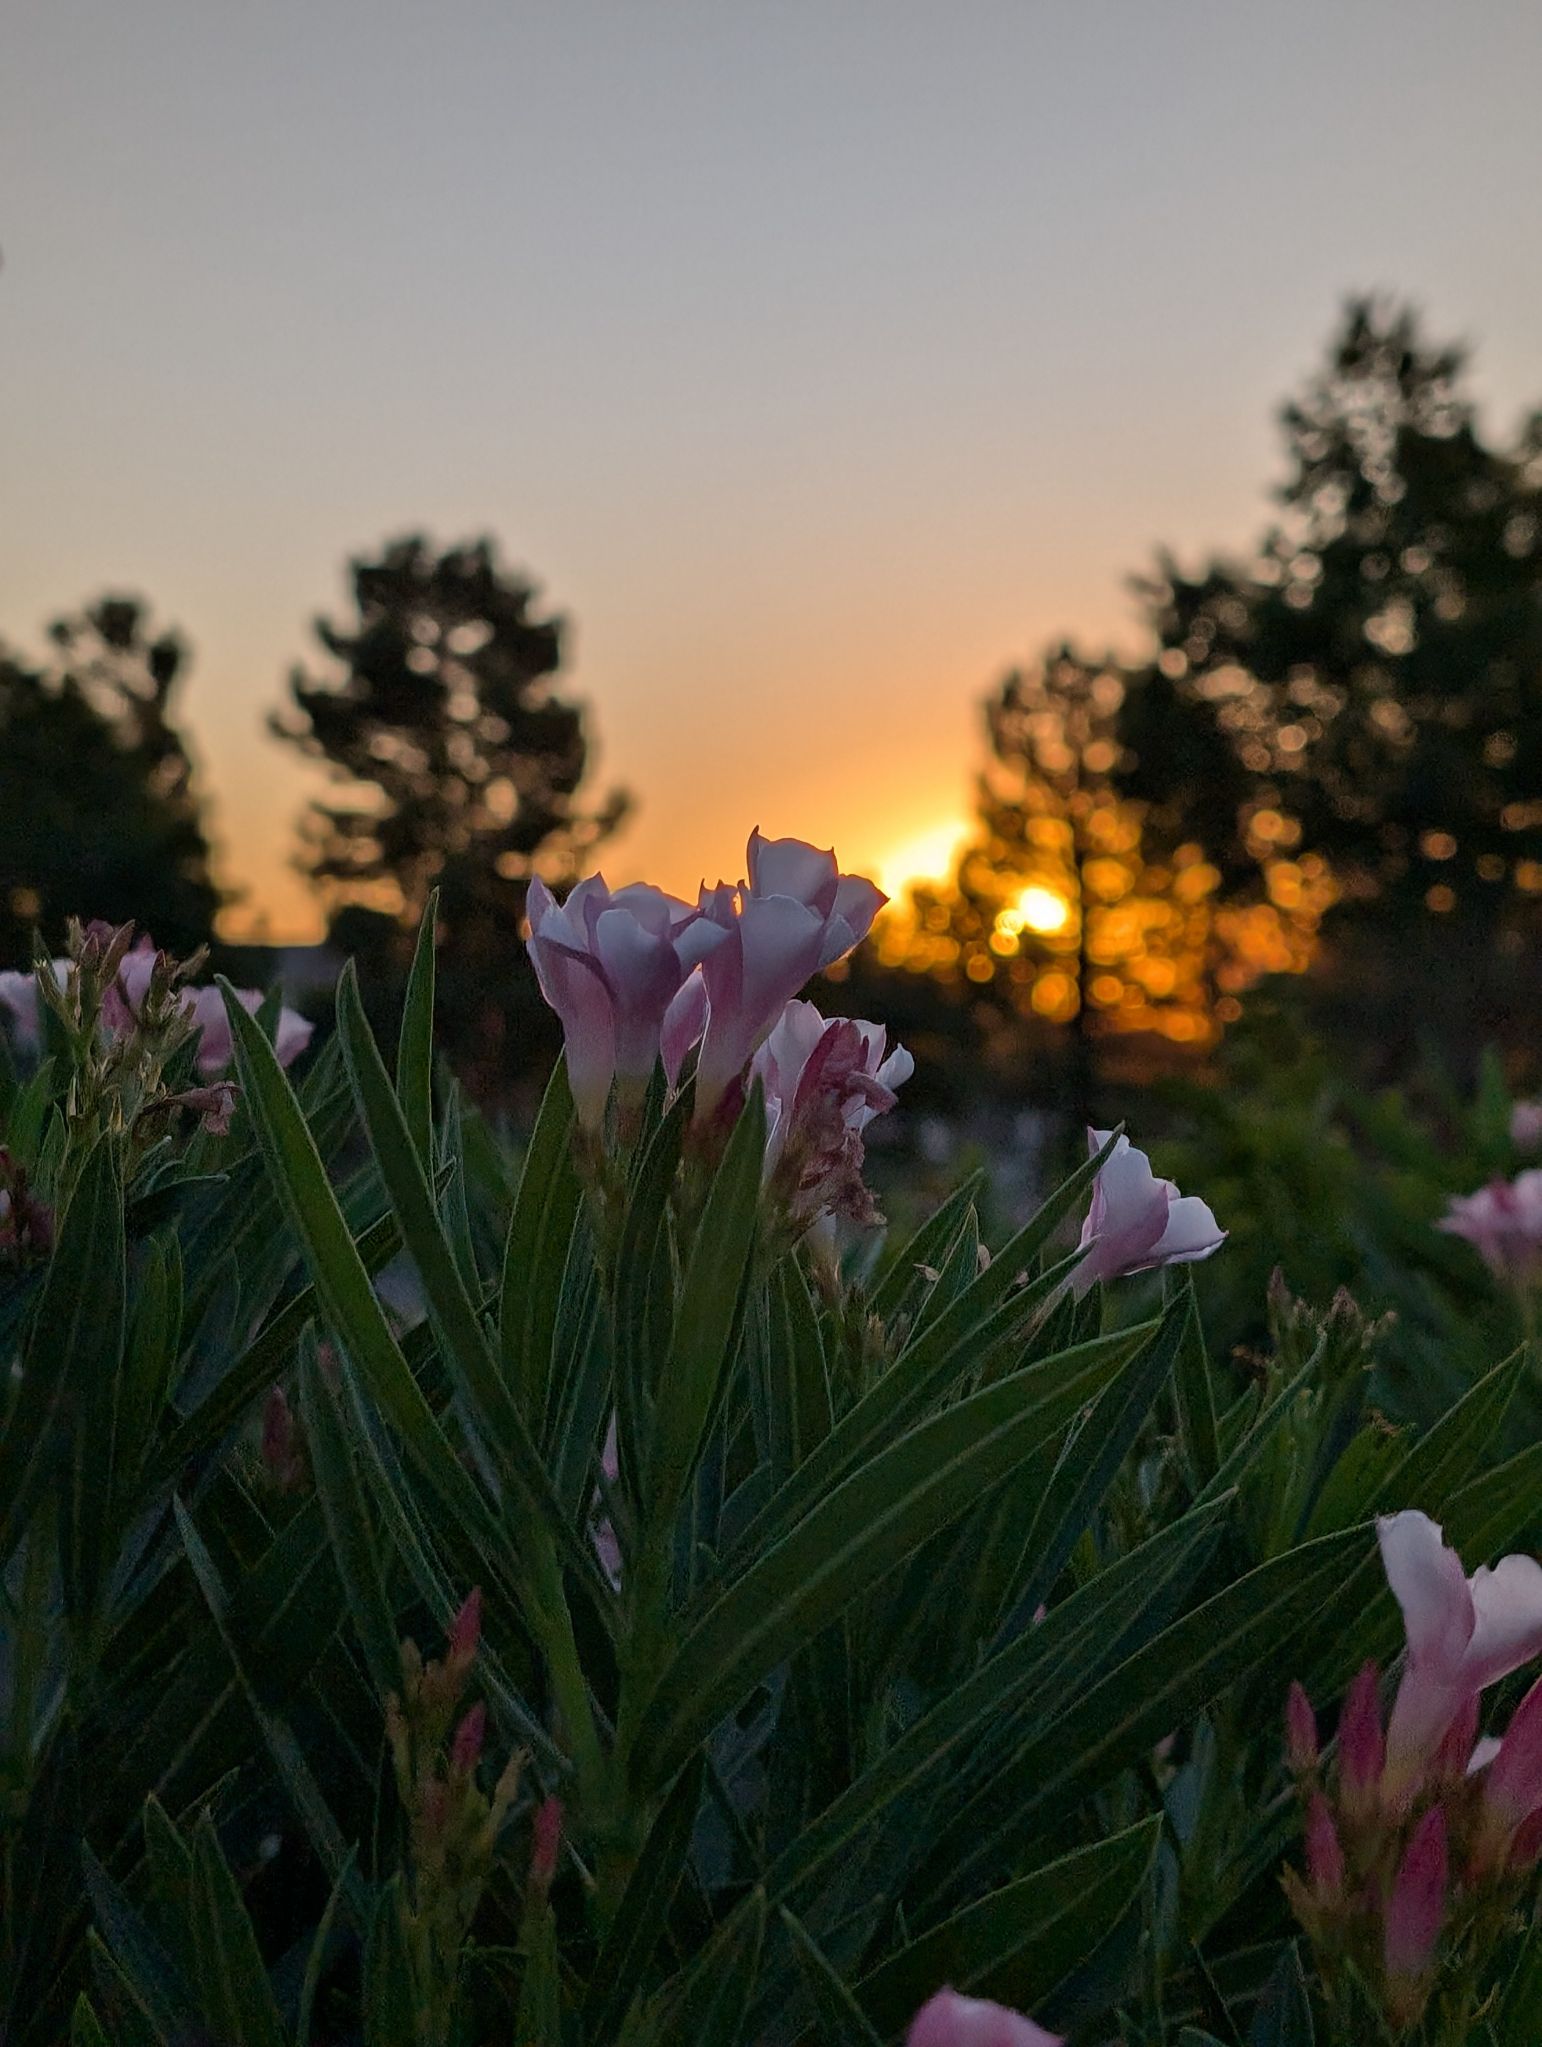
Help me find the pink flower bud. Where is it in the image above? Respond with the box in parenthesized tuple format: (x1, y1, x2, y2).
(906, 1987, 1063, 2046)
(448, 1587, 483, 1666)
(1510, 1805, 1542, 1873)
(261, 1385, 302, 1490)
(1304, 1793, 1345, 1901)
(1073, 1129, 1225, 1294)
(530, 1794, 563, 1887)
(1338, 1660, 1385, 1822)
(451, 1702, 486, 1775)
(1286, 1681, 1319, 1774)
(1384, 1804, 1447, 1986)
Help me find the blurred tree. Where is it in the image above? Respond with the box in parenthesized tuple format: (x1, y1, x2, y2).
(867, 646, 1329, 1115)
(0, 596, 222, 961)
(272, 535, 629, 1090)
(1119, 298, 1542, 949)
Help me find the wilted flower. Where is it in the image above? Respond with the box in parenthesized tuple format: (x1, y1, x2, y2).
(751, 998, 912, 1233)
(1438, 1174, 1542, 1291)
(524, 875, 720, 1133)
(906, 1987, 1062, 2047)
(1378, 1510, 1542, 1809)
(689, 831, 885, 1122)
(1073, 1129, 1226, 1293)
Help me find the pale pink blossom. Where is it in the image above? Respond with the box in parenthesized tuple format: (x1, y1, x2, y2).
(1377, 1511, 1542, 1809)
(524, 875, 720, 1131)
(1511, 1100, 1542, 1152)
(0, 961, 70, 1051)
(907, 1987, 1062, 2047)
(1438, 1174, 1542, 1290)
(1073, 1129, 1226, 1293)
(689, 832, 885, 1121)
(751, 999, 912, 1230)
(1471, 1673, 1542, 1871)
(114, 943, 313, 1076)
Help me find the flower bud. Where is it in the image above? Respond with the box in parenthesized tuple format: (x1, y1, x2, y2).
(529, 1794, 563, 1889)
(1338, 1660, 1385, 1824)
(1383, 1804, 1447, 2025)
(451, 1702, 486, 1776)
(1285, 1681, 1319, 1775)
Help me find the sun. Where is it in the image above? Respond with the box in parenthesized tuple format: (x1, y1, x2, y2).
(876, 818, 970, 901)
(1016, 884, 1072, 934)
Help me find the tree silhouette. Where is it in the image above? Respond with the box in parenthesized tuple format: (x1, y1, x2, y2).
(272, 535, 629, 1088)
(1119, 299, 1542, 939)
(0, 597, 221, 961)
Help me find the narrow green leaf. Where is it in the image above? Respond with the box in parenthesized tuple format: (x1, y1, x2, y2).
(189, 1812, 288, 2047)
(334, 962, 604, 1601)
(648, 1086, 763, 1519)
(629, 1335, 1139, 1789)
(584, 1755, 706, 2044)
(869, 1169, 987, 1326)
(396, 891, 438, 1164)
(1247, 1941, 1315, 2047)
(362, 1878, 421, 2047)
(919, 1526, 1368, 1906)
(1172, 1269, 1220, 1487)
(780, 1910, 885, 2046)
(70, 1997, 110, 2047)
(669, 1888, 766, 2047)
(857, 1817, 1160, 2036)
(298, 1847, 359, 2047)
(215, 979, 508, 1569)
(499, 1052, 583, 1424)
(762, 1500, 1228, 1911)
(81, 1848, 194, 2043)
(299, 1333, 402, 1698)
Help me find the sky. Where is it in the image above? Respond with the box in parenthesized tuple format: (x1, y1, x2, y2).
(4, 0, 1541, 940)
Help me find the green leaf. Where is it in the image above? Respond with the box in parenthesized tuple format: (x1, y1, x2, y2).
(761, 1499, 1227, 1912)
(628, 1334, 1146, 1791)
(583, 1754, 706, 2044)
(869, 1169, 986, 1326)
(779, 1910, 884, 2046)
(1172, 1269, 1220, 1487)
(215, 978, 507, 1569)
(186, 1814, 288, 2047)
(30, 1134, 126, 1623)
(1373, 1346, 1525, 1514)
(1248, 1941, 1315, 2047)
(856, 1816, 1160, 2036)
(396, 890, 438, 1164)
(298, 1847, 358, 2046)
(299, 1333, 402, 1698)
(917, 1526, 1368, 1907)
(648, 1086, 763, 1520)
(362, 1877, 421, 2047)
(70, 1998, 110, 2047)
(81, 1848, 194, 2043)
(1013, 1299, 1185, 1618)
(499, 1052, 583, 1426)
(668, 1888, 766, 2047)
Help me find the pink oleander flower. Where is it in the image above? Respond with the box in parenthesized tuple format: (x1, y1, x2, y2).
(1511, 1100, 1542, 1153)
(113, 942, 313, 1076)
(524, 875, 721, 1133)
(688, 831, 885, 1122)
(1377, 1511, 1542, 1811)
(1383, 1805, 1448, 2024)
(1438, 1174, 1542, 1290)
(0, 961, 71, 1051)
(751, 999, 913, 1231)
(1073, 1129, 1226, 1294)
(907, 1987, 1063, 2047)
(1472, 1672, 1542, 1872)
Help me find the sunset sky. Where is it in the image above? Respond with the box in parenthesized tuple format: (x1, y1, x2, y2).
(5, 1, 1541, 940)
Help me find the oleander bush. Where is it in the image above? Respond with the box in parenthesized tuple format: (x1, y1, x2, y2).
(3, 845, 1542, 2047)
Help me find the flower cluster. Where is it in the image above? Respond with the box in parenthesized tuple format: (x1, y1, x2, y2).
(1439, 1173, 1542, 1294)
(1284, 1511, 1542, 2033)
(0, 932, 311, 1078)
(525, 830, 902, 1235)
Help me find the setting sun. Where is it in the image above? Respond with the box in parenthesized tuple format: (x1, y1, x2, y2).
(876, 818, 971, 901)
(1015, 884, 1073, 934)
